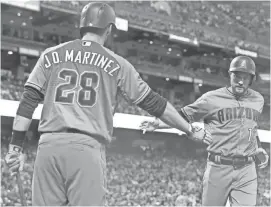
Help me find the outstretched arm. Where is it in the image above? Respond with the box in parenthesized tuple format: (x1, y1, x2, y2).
(118, 58, 212, 144)
(140, 107, 190, 131)
(158, 102, 191, 133)
(138, 97, 211, 145)
(137, 92, 192, 134)
(155, 118, 172, 129)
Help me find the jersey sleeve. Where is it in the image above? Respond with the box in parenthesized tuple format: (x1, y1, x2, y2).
(257, 94, 265, 126)
(180, 94, 210, 123)
(25, 52, 48, 95)
(259, 95, 264, 114)
(117, 59, 151, 104)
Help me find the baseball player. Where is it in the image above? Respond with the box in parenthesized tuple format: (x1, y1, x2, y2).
(140, 56, 269, 206)
(4, 2, 212, 206)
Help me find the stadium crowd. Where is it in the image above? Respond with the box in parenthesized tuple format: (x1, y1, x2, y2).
(213, 2, 270, 37)
(1, 137, 270, 206)
(40, 0, 269, 53)
(1, 1, 270, 206)
(2, 1, 269, 56)
(1, 73, 270, 131)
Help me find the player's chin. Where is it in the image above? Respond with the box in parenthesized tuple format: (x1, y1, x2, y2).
(233, 86, 246, 95)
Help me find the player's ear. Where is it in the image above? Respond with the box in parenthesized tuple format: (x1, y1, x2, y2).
(106, 25, 112, 37)
(103, 25, 111, 41)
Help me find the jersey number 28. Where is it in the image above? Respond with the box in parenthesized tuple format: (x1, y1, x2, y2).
(54, 68, 99, 107)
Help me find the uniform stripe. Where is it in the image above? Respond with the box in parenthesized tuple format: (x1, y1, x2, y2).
(25, 82, 44, 94)
(133, 86, 151, 105)
(181, 108, 192, 122)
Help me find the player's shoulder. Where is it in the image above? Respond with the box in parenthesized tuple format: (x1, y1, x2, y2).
(102, 46, 121, 60)
(201, 87, 225, 99)
(102, 46, 133, 69)
(43, 40, 76, 55)
(247, 88, 264, 101)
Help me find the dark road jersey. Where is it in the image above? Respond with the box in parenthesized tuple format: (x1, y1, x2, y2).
(25, 39, 150, 143)
(181, 87, 264, 157)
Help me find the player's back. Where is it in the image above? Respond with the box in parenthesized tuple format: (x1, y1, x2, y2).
(29, 39, 123, 143)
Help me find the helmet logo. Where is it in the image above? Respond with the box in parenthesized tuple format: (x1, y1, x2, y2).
(239, 60, 247, 68)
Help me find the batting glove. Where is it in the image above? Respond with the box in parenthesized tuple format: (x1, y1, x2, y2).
(187, 124, 212, 145)
(254, 148, 269, 169)
(5, 144, 25, 177)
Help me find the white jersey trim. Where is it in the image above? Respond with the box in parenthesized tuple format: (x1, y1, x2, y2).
(133, 86, 151, 105)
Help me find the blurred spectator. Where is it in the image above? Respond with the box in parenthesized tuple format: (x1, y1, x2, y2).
(1, 1, 270, 128)
(1, 73, 269, 130)
(35, 1, 269, 54)
(1, 137, 270, 206)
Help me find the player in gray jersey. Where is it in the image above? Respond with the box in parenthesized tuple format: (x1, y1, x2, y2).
(140, 55, 269, 206)
(5, 2, 212, 206)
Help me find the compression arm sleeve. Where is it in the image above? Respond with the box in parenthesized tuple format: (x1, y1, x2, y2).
(17, 86, 44, 119)
(137, 90, 167, 117)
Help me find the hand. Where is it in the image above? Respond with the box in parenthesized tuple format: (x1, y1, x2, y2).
(187, 124, 212, 145)
(254, 148, 269, 169)
(5, 145, 25, 176)
(139, 118, 159, 134)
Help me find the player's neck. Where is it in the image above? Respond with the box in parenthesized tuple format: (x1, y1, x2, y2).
(227, 86, 248, 98)
(82, 33, 104, 45)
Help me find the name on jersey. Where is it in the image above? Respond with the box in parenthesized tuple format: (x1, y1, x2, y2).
(44, 50, 120, 76)
(217, 107, 260, 123)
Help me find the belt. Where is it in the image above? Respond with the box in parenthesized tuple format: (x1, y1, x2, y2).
(40, 128, 107, 145)
(208, 153, 255, 167)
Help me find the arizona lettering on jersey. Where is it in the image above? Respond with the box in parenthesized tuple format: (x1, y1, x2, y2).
(25, 39, 150, 143)
(181, 87, 264, 157)
(217, 107, 260, 123)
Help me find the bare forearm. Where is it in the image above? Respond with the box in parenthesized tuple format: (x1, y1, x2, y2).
(137, 91, 190, 133)
(159, 102, 191, 134)
(156, 119, 172, 129)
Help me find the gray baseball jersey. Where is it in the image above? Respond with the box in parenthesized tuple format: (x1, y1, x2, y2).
(181, 87, 264, 157)
(25, 39, 150, 143)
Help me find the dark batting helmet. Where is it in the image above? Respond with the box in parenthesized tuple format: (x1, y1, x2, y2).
(229, 55, 256, 84)
(79, 2, 116, 37)
(229, 56, 256, 76)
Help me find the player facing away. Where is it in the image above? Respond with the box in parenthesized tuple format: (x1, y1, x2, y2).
(140, 55, 269, 206)
(4, 2, 212, 206)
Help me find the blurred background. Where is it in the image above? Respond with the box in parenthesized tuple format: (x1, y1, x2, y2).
(1, 1, 270, 206)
